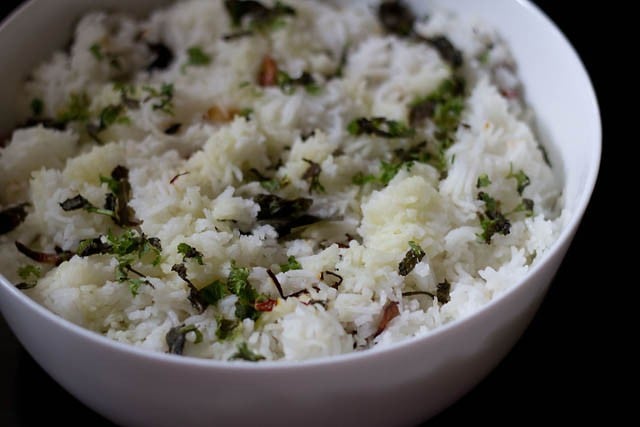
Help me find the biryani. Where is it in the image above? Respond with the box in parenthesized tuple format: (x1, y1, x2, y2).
(0, 0, 563, 361)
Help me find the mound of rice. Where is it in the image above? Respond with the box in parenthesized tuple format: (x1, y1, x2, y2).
(0, 0, 564, 361)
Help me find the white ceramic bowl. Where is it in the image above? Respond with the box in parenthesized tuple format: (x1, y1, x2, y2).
(0, 1, 600, 426)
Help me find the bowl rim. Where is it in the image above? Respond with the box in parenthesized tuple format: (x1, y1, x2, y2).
(0, 0, 601, 370)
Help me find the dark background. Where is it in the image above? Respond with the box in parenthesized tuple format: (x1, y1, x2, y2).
(0, 1, 619, 425)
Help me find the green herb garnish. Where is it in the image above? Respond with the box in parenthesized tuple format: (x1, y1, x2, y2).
(177, 243, 204, 265)
(230, 342, 265, 362)
(347, 117, 414, 138)
(476, 192, 511, 244)
(30, 98, 44, 116)
(352, 160, 408, 187)
(89, 43, 103, 60)
(476, 174, 491, 188)
(224, 0, 296, 32)
(166, 324, 203, 355)
(302, 158, 325, 193)
(142, 83, 174, 115)
(276, 70, 320, 95)
(398, 241, 425, 276)
(16, 265, 41, 290)
(506, 164, 531, 195)
(57, 92, 90, 124)
(216, 317, 239, 340)
(280, 255, 302, 272)
(185, 46, 211, 68)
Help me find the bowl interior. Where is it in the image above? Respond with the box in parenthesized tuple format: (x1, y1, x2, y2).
(0, 0, 600, 364)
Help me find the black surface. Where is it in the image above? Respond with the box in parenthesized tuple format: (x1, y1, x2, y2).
(0, 1, 618, 425)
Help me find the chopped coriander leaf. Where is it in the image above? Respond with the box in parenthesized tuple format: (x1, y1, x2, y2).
(506, 165, 531, 195)
(143, 83, 174, 115)
(89, 43, 103, 60)
(177, 243, 204, 265)
(377, 0, 415, 37)
(57, 92, 90, 124)
(259, 176, 289, 192)
(379, 161, 402, 185)
(352, 172, 377, 186)
(99, 104, 127, 129)
(280, 255, 302, 272)
(476, 192, 511, 244)
(199, 280, 229, 305)
(0, 203, 29, 235)
(185, 46, 211, 67)
(478, 49, 490, 65)
(276, 70, 319, 95)
(227, 261, 261, 320)
(16, 264, 41, 290)
(347, 117, 414, 138)
(351, 160, 406, 187)
(511, 198, 535, 217)
(230, 342, 265, 361)
(216, 317, 239, 340)
(30, 98, 44, 116)
(476, 174, 491, 188)
(398, 241, 425, 276)
(166, 324, 203, 355)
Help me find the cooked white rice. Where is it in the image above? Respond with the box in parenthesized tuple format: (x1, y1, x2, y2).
(0, 0, 564, 361)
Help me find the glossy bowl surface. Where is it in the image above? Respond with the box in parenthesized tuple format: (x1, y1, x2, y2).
(0, 1, 600, 426)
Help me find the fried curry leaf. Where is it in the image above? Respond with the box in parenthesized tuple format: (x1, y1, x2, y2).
(172, 262, 207, 312)
(398, 241, 425, 276)
(177, 243, 204, 265)
(423, 35, 463, 69)
(230, 342, 265, 361)
(224, 0, 296, 32)
(302, 158, 325, 193)
(347, 117, 415, 138)
(254, 194, 320, 237)
(477, 192, 511, 243)
(166, 324, 203, 355)
(436, 280, 451, 304)
(0, 203, 29, 235)
(377, 0, 415, 37)
(146, 42, 174, 71)
(14, 241, 73, 266)
(76, 237, 112, 257)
